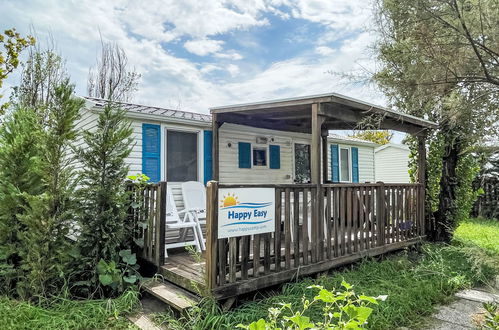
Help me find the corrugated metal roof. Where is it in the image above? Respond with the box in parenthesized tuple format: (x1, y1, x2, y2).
(84, 97, 212, 123)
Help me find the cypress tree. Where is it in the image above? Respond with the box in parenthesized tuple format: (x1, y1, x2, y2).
(75, 102, 133, 296)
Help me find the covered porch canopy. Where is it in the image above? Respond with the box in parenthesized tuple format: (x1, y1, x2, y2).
(210, 92, 438, 185)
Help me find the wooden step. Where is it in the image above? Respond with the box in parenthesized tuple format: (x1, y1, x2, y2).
(142, 279, 201, 313)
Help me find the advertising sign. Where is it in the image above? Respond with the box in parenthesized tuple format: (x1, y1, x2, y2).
(218, 188, 275, 239)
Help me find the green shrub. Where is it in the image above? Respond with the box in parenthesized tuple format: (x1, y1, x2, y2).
(237, 281, 384, 330)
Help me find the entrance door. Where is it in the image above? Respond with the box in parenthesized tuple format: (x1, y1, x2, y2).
(294, 143, 311, 183)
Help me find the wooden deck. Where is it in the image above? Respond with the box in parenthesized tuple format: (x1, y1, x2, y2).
(160, 252, 207, 295)
(131, 181, 426, 300)
(160, 229, 424, 299)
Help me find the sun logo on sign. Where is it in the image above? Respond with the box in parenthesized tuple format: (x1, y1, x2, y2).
(220, 193, 239, 208)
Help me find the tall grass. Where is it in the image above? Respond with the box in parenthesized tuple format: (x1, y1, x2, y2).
(0, 289, 139, 330)
(154, 218, 499, 330)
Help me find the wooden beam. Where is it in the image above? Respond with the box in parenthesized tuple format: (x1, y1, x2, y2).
(212, 113, 220, 181)
(218, 112, 311, 134)
(310, 104, 325, 184)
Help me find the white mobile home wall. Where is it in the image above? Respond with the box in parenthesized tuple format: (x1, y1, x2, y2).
(374, 144, 411, 183)
(218, 123, 376, 184)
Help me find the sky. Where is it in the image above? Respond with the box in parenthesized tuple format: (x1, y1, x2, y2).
(1, 0, 386, 119)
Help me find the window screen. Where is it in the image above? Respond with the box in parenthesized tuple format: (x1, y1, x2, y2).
(167, 130, 198, 181)
(340, 148, 350, 182)
(253, 147, 267, 166)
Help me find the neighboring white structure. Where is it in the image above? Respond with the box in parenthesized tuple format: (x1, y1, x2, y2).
(374, 143, 411, 183)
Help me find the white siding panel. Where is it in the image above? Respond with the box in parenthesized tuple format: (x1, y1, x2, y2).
(326, 143, 375, 183)
(375, 147, 410, 183)
(219, 125, 294, 184)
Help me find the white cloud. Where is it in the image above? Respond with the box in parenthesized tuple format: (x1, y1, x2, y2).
(184, 39, 224, 56)
(1, 0, 385, 116)
(214, 51, 244, 60)
(315, 46, 335, 56)
(226, 64, 240, 77)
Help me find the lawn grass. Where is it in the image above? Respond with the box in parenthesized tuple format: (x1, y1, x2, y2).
(0, 289, 139, 330)
(155, 217, 499, 330)
(454, 217, 499, 255)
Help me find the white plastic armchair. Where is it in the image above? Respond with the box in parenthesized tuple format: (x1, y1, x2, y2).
(164, 185, 201, 258)
(181, 181, 207, 250)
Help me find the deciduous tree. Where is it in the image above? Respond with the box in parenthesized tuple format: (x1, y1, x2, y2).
(0, 28, 35, 113)
(372, 0, 499, 241)
(87, 40, 140, 102)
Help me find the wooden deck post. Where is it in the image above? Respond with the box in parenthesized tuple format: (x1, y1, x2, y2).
(156, 181, 167, 267)
(311, 104, 326, 261)
(417, 135, 427, 236)
(205, 180, 219, 291)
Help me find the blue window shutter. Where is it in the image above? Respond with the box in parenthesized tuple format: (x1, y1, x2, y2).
(331, 144, 339, 182)
(142, 123, 161, 182)
(238, 142, 251, 168)
(352, 147, 359, 183)
(269, 145, 280, 169)
(203, 130, 213, 185)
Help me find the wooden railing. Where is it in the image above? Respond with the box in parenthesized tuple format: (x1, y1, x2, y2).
(126, 181, 167, 267)
(205, 182, 425, 298)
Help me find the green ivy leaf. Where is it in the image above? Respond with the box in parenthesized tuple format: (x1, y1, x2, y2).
(119, 249, 137, 265)
(123, 275, 137, 283)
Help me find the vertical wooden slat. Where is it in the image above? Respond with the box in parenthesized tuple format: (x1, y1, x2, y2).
(218, 238, 227, 285)
(339, 187, 346, 256)
(241, 236, 249, 280)
(284, 188, 291, 269)
(333, 187, 339, 257)
(320, 186, 326, 261)
(352, 188, 358, 253)
(274, 188, 282, 272)
(148, 187, 155, 259)
(311, 187, 318, 262)
(229, 237, 237, 283)
(346, 187, 352, 254)
(253, 234, 261, 277)
(302, 188, 309, 265)
(293, 189, 300, 267)
(359, 186, 365, 251)
(376, 183, 385, 247)
(264, 233, 271, 274)
(326, 187, 332, 259)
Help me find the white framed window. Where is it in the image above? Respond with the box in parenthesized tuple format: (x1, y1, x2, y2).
(339, 146, 351, 182)
(252, 146, 268, 167)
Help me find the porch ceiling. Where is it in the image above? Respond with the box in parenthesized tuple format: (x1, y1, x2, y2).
(210, 93, 438, 136)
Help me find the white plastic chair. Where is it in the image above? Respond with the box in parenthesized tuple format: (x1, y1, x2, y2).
(181, 181, 207, 250)
(164, 185, 201, 258)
